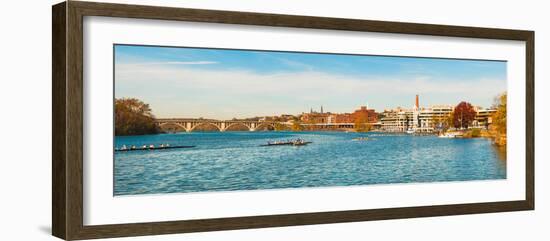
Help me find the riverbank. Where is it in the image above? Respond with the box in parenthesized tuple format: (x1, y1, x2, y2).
(445, 128, 506, 146)
(480, 129, 507, 146)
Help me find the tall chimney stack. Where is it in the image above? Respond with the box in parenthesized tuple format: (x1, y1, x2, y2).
(415, 94, 419, 109)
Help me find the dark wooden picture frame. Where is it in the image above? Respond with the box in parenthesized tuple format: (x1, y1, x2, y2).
(52, 1, 534, 240)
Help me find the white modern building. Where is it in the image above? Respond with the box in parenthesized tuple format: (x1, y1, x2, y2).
(380, 95, 495, 133)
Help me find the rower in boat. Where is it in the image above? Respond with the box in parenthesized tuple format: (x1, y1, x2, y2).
(115, 143, 195, 152)
(261, 138, 311, 146)
(292, 139, 312, 146)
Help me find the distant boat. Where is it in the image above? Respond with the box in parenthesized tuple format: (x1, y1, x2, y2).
(115, 145, 195, 152)
(438, 132, 462, 138)
(260, 139, 312, 147)
(352, 137, 369, 141)
(406, 129, 415, 134)
(260, 142, 292, 146)
(438, 133, 455, 138)
(292, 141, 312, 146)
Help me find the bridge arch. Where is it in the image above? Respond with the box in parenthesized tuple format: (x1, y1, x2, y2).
(158, 122, 188, 133)
(189, 122, 222, 132)
(254, 122, 276, 131)
(224, 122, 252, 131)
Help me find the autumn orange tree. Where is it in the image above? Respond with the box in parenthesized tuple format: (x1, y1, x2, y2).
(354, 115, 371, 132)
(492, 92, 507, 134)
(115, 98, 159, 136)
(452, 101, 477, 129)
(291, 120, 304, 131)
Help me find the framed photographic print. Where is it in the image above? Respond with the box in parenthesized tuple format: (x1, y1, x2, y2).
(52, 1, 534, 240)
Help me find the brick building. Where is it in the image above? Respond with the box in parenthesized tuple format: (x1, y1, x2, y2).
(301, 105, 378, 124)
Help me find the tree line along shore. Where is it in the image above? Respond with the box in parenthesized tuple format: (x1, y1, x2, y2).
(114, 93, 506, 146)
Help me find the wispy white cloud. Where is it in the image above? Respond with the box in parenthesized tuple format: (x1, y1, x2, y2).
(115, 64, 506, 119)
(275, 58, 315, 71)
(124, 61, 218, 66)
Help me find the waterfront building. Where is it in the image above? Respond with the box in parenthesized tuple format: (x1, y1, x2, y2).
(473, 107, 496, 128)
(350, 106, 378, 123)
(331, 113, 353, 123)
(381, 105, 453, 132)
(379, 107, 409, 132)
(417, 105, 454, 132)
(380, 95, 496, 133)
(301, 105, 377, 125)
(301, 112, 331, 123)
(300, 106, 331, 123)
(329, 106, 378, 124)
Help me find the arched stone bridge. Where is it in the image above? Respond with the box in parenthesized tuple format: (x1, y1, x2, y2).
(154, 118, 283, 132)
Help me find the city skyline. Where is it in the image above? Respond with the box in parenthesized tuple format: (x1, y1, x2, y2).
(115, 45, 507, 119)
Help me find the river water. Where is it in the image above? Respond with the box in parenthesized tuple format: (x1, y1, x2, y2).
(114, 131, 506, 196)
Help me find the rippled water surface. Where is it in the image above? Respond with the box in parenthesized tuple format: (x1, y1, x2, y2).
(114, 132, 506, 195)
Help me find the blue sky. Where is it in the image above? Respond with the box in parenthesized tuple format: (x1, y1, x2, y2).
(115, 45, 507, 119)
